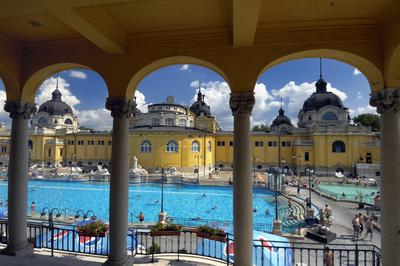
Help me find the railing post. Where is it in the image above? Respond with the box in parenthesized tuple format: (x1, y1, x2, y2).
(355, 243, 359, 265)
(226, 237, 230, 266)
(151, 235, 155, 262)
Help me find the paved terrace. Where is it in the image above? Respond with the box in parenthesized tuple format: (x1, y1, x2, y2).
(288, 186, 381, 247)
(0, 250, 225, 266)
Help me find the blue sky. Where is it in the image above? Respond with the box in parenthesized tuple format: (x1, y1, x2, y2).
(0, 58, 375, 130)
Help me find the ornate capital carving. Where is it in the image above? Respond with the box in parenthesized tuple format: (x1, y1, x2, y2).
(229, 92, 255, 116)
(4, 101, 37, 119)
(370, 88, 400, 114)
(105, 97, 136, 118)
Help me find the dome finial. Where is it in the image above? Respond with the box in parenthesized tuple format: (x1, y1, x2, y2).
(316, 58, 327, 93)
(320, 58, 323, 79)
(52, 73, 62, 100)
(279, 98, 284, 116)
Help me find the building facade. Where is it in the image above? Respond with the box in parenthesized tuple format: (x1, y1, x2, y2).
(0, 80, 380, 177)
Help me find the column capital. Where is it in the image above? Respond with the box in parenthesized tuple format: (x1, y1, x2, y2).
(230, 92, 255, 116)
(4, 101, 37, 119)
(370, 88, 400, 114)
(105, 97, 136, 118)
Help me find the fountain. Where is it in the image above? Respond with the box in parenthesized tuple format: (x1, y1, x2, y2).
(129, 156, 148, 179)
(86, 165, 110, 182)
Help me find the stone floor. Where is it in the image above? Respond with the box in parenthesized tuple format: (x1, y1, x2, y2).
(287, 186, 381, 247)
(0, 252, 225, 266)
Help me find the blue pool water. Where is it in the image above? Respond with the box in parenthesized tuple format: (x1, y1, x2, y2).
(0, 180, 285, 225)
(315, 183, 379, 205)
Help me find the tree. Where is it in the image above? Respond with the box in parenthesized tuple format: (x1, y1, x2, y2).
(353, 113, 380, 132)
(252, 124, 270, 132)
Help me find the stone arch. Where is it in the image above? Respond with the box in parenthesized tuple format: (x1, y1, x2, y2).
(125, 56, 230, 99)
(21, 63, 106, 102)
(386, 44, 400, 88)
(257, 49, 384, 92)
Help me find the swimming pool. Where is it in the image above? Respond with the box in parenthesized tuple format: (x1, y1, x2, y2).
(0, 180, 295, 227)
(315, 183, 379, 205)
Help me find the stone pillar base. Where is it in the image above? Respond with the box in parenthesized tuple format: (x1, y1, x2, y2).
(272, 219, 282, 236)
(158, 211, 167, 223)
(103, 256, 133, 266)
(0, 243, 33, 257)
(305, 208, 315, 219)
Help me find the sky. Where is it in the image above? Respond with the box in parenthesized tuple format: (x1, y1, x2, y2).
(0, 58, 376, 130)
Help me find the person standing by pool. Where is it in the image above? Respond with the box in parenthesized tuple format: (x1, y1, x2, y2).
(364, 217, 374, 241)
(288, 198, 292, 209)
(324, 204, 332, 224)
(352, 214, 360, 239)
(319, 208, 325, 225)
(30, 201, 36, 217)
(138, 212, 144, 223)
(297, 181, 301, 195)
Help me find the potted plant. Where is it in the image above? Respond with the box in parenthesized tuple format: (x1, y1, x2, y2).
(355, 191, 366, 209)
(76, 220, 109, 237)
(150, 222, 182, 236)
(147, 243, 161, 254)
(196, 225, 227, 242)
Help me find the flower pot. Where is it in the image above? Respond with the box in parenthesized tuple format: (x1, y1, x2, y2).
(78, 231, 108, 237)
(150, 231, 181, 237)
(196, 231, 226, 242)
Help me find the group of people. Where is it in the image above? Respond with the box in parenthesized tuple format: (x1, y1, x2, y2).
(319, 204, 333, 226)
(352, 213, 374, 241)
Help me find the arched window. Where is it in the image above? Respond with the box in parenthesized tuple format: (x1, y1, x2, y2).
(166, 140, 179, 152)
(65, 118, 73, 125)
(178, 119, 186, 127)
(332, 140, 346, 153)
(207, 141, 212, 152)
(191, 141, 200, 152)
(140, 140, 152, 153)
(189, 120, 194, 127)
(38, 117, 47, 124)
(322, 112, 338, 121)
(165, 118, 175, 126)
(152, 118, 160, 126)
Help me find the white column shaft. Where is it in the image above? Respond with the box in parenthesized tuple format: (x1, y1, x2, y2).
(380, 111, 400, 266)
(233, 113, 253, 266)
(108, 116, 129, 262)
(8, 117, 29, 250)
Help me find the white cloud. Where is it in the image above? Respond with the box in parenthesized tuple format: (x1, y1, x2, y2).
(134, 90, 149, 113)
(75, 108, 112, 130)
(189, 81, 286, 130)
(179, 64, 190, 71)
(190, 80, 232, 130)
(68, 70, 87, 79)
(350, 104, 377, 117)
(353, 68, 361, 76)
(271, 81, 347, 123)
(0, 89, 10, 125)
(36, 77, 80, 113)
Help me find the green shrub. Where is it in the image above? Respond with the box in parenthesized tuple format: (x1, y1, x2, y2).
(148, 243, 161, 254)
(150, 222, 182, 233)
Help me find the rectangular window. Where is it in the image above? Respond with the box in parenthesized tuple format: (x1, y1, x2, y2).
(268, 141, 277, 147)
(255, 141, 264, 147)
(282, 141, 291, 147)
(48, 149, 51, 157)
(98, 140, 105, 145)
(217, 141, 225, 146)
(305, 152, 310, 161)
(71, 140, 74, 145)
(229, 141, 233, 147)
(60, 148, 63, 156)
(108, 140, 112, 145)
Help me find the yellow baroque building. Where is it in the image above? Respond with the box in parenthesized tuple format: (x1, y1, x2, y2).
(0, 79, 380, 177)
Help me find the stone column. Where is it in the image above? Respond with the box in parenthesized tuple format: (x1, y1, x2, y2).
(370, 88, 400, 266)
(230, 92, 255, 266)
(1, 101, 36, 257)
(104, 97, 135, 266)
